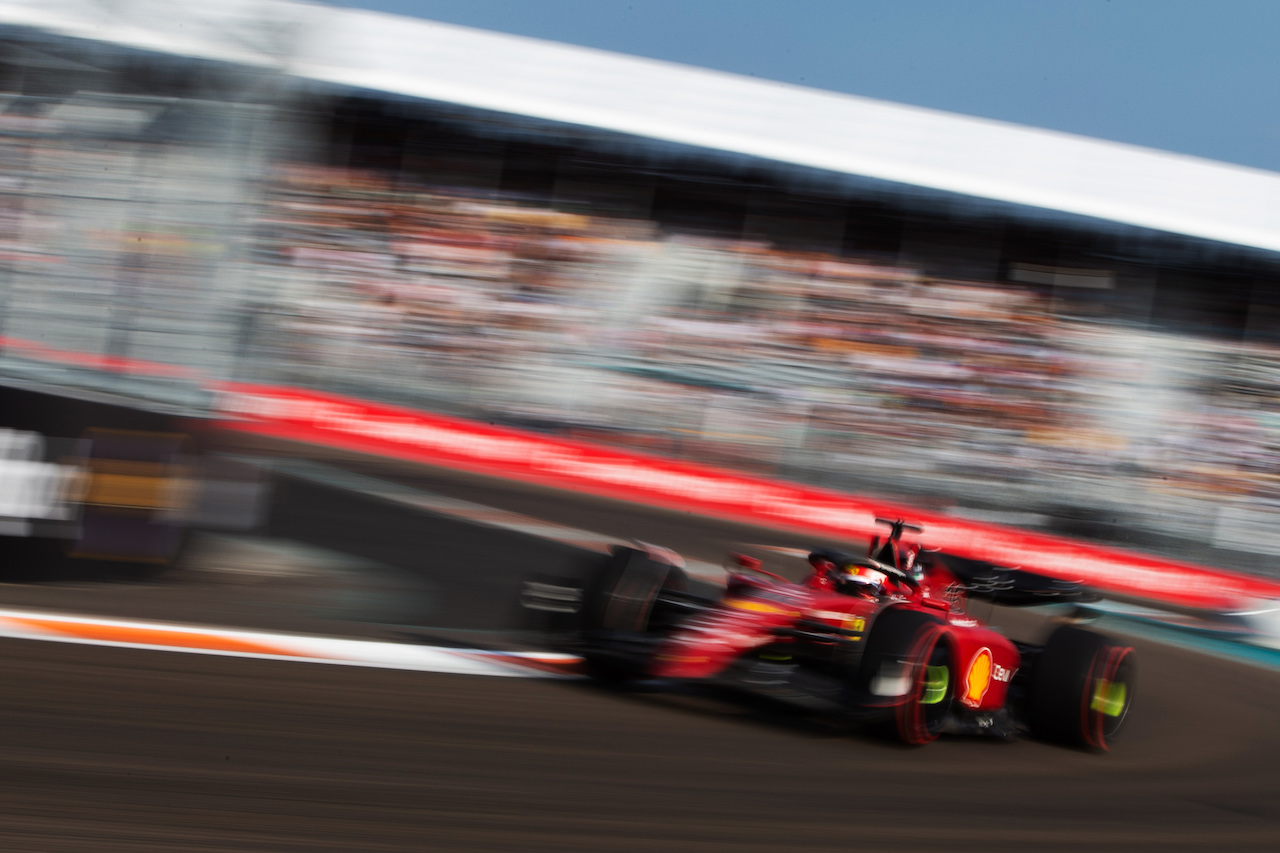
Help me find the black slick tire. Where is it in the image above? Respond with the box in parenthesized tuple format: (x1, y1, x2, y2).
(580, 547, 688, 680)
(859, 608, 952, 745)
(1027, 625, 1135, 750)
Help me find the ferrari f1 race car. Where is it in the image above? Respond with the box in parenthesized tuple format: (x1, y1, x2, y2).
(560, 519, 1134, 749)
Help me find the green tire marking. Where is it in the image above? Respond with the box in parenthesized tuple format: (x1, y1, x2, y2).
(1091, 679, 1127, 717)
(921, 665, 949, 705)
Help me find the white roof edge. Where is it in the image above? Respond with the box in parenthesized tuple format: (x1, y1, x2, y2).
(3, 0, 1280, 254)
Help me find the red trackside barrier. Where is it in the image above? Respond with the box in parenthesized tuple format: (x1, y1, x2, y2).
(213, 381, 1280, 612)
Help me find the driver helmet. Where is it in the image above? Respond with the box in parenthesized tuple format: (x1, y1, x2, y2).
(832, 562, 888, 597)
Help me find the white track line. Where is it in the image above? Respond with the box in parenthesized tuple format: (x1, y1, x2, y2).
(0, 607, 584, 678)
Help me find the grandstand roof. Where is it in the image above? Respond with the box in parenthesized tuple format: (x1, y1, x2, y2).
(3, 0, 1280, 254)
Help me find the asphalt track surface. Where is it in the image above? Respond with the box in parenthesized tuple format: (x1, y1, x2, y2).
(2, 457, 1280, 851)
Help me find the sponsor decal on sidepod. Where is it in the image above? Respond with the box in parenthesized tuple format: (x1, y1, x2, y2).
(961, 647, 1014, 708)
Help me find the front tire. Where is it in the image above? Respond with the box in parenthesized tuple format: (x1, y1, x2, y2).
(1027, 625, 1135, 750)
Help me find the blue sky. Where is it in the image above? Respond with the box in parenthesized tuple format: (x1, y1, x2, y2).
(328, 0, 1280, 174)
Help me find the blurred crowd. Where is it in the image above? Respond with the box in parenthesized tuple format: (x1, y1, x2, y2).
(243, 165, 1280, 524)
(2, 93, 1279, 556)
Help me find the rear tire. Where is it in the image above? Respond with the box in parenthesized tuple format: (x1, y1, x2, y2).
(580, 547, 688, 680)
(1027, 625, 1134, 750)
(582, 547, 687, 633)
(860, 609, 953, 745)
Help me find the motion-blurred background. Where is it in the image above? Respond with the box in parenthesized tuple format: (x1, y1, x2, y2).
(4, 6, 1280, 851)
(2, 0, 1279, 575)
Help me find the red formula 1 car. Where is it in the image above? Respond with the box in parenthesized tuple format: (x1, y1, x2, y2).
(570, 519, 1134, 749)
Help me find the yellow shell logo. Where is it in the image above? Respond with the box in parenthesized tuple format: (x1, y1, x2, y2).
(963, 648, 993, 707)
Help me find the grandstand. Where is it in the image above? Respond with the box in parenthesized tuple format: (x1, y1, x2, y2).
(2, 0, 1280, 568)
